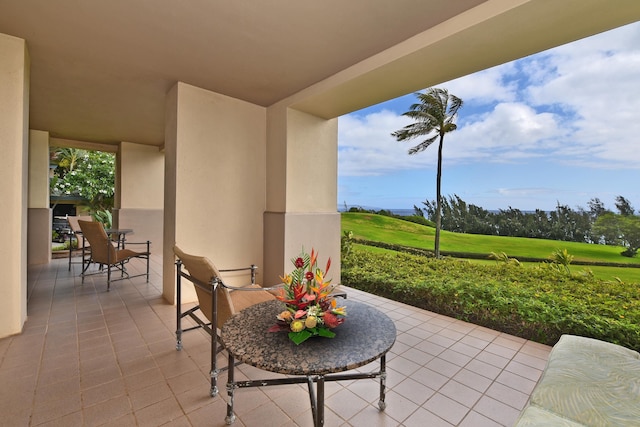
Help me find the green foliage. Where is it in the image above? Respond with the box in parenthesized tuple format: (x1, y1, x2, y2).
(423, 194, 594, 243)
(51, 239, 77, 252)
(615, 195, 635, 216)
(289, 326, 335, 345)
(594, 213, 640, 257)
(342, 247, 640, 349)
(489, 251, 520, 265)
(50, 148, 115, 212)
(550, 248, 574, 274)
(93, 210, 112, 229)
(418, 193, 640, 247)
(341, 230, 354, 258)
(52, 147, 83, 173)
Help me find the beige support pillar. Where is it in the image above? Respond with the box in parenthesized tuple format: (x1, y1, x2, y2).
(0, 34, 29, 338)
(115, 141, 164, 251)
(263, 106, 340, 287)
(28, 129, 51, 265)
(163, 82, 267, 303)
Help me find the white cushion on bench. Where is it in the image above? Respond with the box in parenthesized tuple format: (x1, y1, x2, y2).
(514, 335, 640, 426)
(516, 405, 586, 426)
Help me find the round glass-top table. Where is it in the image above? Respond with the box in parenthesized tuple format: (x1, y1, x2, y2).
(221, 299, 396, 426)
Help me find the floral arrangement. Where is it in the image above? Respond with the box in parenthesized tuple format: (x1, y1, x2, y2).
(268, 248, 346, 345)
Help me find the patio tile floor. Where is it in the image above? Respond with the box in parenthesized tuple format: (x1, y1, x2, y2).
(0, 256, 551, 426)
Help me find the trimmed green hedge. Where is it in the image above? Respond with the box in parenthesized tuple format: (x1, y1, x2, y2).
(341, 247, 640, 350)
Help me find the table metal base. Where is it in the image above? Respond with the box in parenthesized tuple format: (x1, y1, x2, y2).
(225, 353, 388, 426)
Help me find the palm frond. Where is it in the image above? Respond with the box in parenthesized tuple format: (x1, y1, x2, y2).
(407, 135, 438, 155)
(391, 87, 463, 156)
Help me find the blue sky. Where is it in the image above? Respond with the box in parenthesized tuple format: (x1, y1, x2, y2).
(337, 22, 640, 212)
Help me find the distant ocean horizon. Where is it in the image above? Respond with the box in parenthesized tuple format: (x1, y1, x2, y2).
(338, 206, 542, 215)
(338, 206, 416, 216)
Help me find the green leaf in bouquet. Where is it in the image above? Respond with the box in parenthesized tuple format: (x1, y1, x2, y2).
(317, 328, 336, 338)
(289, 329, 313, 345)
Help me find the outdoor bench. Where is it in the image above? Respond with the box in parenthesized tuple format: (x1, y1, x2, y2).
(514, 334, 640, 426)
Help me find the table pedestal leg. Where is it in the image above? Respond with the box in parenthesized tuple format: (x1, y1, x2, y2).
(378, 354, 387, 410)
(225, 353, 236, 425)
(307, 375, 325, 427)
(317, 375, 324, 426)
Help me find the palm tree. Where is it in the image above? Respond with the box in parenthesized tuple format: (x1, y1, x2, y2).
(391, 88, 463, 258)
(52, 147, 84, 173)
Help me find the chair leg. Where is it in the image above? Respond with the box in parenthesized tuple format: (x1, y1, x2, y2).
(68, 240, 72, 271)
(176, 269, 183, 351)
(225, 352, 236, 424)
(107, 264, 111, 291)
(210, 330, 219, 397)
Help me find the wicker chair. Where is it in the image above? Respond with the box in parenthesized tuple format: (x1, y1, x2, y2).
(67, 215, 92, 271)
(78, 220, 150, 290)
(173, 245, 279, 397)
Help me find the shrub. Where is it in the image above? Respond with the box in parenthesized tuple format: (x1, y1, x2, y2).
(341, 246, 640, 349)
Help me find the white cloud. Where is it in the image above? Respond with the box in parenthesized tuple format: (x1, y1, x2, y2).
(495, 187, 555, 198)
(524, 22, 640, 168)
(339, 101, 565, 176)
(445, 62, 518, 105)
(339, 21, 640, 179)
(338, 110, 433, 176)
(448, 102, 564, 161)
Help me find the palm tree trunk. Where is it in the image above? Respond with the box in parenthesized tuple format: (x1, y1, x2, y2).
(435, 134, 444, 258)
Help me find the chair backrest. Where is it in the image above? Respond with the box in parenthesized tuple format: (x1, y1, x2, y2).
(67, 215, 93, 233)
(78, 220, 117, 264)
(68, 216, 93, 247)
(174, 245, 235, 329)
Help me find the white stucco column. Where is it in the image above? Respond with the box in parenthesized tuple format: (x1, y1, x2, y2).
(27, 129, 51, 265)
(115, 141, 164, 251)
(263, 106, 340, 287)
(163, 82, 267, 303)
(0, 33, 29, 338)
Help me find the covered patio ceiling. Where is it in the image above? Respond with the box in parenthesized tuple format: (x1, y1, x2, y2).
(1, 0, 639, 146)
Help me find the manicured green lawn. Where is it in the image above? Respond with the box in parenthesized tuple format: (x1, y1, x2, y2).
(342, 212, 640, 266)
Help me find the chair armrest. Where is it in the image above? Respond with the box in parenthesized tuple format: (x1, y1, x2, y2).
(220, 265, 258, 284)
(121, 241, 151, 255)
(331, 290, 348, 299)
(221, 282, 284, 293)
(219, 266, 257, 273)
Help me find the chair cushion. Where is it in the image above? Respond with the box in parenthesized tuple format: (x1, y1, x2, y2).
(230, 284, 276, 313)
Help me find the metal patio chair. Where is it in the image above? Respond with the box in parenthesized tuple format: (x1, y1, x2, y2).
(173, 245, 280, 397)
(67, 215, 93, 271)
(78, 220, 150, 290)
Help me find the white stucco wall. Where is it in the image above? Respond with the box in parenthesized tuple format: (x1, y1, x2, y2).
(119, 142, 164, 209)
(27, 129, 51, 265)
(28, 130, 50, 208)
(263, 105, 341, 287)
(163, 82, 267, 302)
(0, 33, 29, 337)
(286, 109, 337, 212)
(116, 141, 165, 250)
